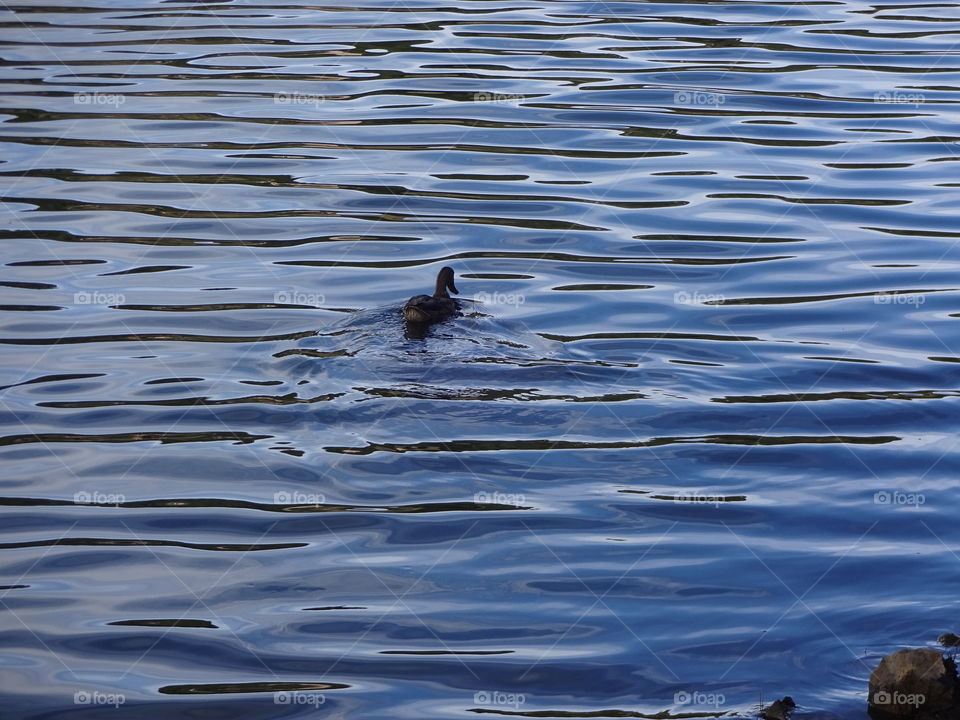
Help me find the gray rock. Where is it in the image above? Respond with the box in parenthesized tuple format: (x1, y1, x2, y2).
(868, 648, 959, 719)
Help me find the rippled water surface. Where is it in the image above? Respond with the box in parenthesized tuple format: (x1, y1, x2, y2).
(2, 0, 960, 716)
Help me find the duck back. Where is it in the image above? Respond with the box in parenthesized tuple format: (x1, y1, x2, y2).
(403, 294, 457, 324)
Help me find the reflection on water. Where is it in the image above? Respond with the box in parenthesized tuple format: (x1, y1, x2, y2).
(1, 0, 959, 716)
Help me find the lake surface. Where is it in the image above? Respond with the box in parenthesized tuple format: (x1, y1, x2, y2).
(1, 0, 959, 717)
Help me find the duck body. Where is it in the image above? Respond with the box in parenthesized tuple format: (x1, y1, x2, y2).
(403, 294, 458, 324)
(403, 266, 460, 325)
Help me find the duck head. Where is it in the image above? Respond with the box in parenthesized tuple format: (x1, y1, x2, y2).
(434, 266, 459, 298)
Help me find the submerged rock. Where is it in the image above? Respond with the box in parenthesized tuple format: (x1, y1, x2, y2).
(761, 696, 796, 720)
(868, 648, 959, 719)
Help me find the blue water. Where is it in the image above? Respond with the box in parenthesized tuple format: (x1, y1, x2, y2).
(1, 0, 959, 717)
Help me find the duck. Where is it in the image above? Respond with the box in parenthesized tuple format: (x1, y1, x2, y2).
(402, 266, 460, 325)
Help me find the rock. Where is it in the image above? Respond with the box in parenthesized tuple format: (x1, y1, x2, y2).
(869, 648, 959, 719)
(937, 633, 960, 648)
(761, 696, 796, 720)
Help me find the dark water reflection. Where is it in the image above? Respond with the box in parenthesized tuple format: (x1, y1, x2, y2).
(1, 0, 960, 716)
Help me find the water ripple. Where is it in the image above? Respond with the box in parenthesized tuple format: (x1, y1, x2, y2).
(2, 0, 960, 717)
